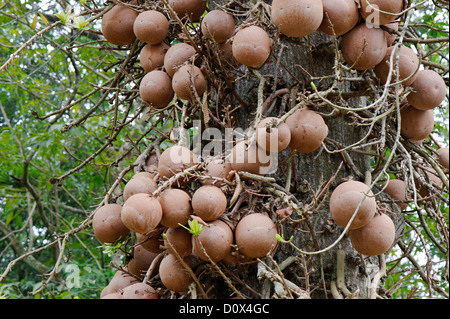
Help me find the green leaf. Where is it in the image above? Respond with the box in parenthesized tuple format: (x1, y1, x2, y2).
(38, 13, 50, 26)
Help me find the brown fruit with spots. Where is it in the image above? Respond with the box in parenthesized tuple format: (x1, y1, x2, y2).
(319, 0, 359, 36)
(192, 219, 233, 262)
(271, 0, 323, 38)
(101, 5, 138, 46)
(341, 23, 387, 70)
(235, 213, 278, 258)
(139, 70, 174, 108)
(329, 181, 377, 230)
(159, 188, 192, 228)
(349, 213, 396, 256)
(192, 185, 227, 221)
(201, 10, 235, 43)
(285, 108, 328, 153)
(92, 204, 130, 243)
(133, 10, 169, 44)
(121, 193, 163, 235)
(232, 26, 271, 67)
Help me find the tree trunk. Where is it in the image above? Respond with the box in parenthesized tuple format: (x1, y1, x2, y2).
(204, 0, 404, 299)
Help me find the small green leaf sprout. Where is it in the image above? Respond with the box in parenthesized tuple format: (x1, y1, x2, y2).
(178, 219, 207, 237)
(276, 233, 293, 243)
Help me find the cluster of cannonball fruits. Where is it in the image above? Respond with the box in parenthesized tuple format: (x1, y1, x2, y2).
(95, 0, 448, 298)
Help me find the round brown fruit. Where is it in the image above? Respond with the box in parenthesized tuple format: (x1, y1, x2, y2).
(100, 270, 139, 298)
(235, 213, 278, 258)
(168, 0, 206, 22)
(374, 45, 420, 86)
(400, 105, 434, 142)
(202, 159, 232, 187)
(92, 204, 130, 243)
(192, 219, 233, 262)
(133, 10, 169, 45)
(158, 145, 195, 186)
(329, 181, 377, 230)
(271, 0, 323, 38)
(232, 26, 271, 67)
(360, 0, 404, 26)
(341, 23, 387, 70)
(139, 70, 174, 108)
(163, 43, 197, 77)
(349, 213, 396, 256)
(123, 174, 157, 201)
(172, 64, 206, 100)
(229, 141, 273, 175)
(159, 188, 192, 228)
(319, 0, 359, 36)
(140, 42, 169, 73)
(101, 292, 123, 299)
(201, 10, 235, 43)
(121, 193, 162, 235)
(101, 5, 138, 46)
(122, 282, 158, 299)
(127, 245, 159, 279)
(159, 253, 193, 293)
(136, 232, 164, 253)
(382, 178, 408, 210)
(285, 108, 328, 153)
(437, 147, 449, 169)
(191, 185, 227, 221)
(256, 117, 291, 152)
(407, 70, 447, 111)
(164, 227, 193, 257)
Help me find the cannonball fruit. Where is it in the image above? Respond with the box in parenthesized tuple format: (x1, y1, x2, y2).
(192, 219, 233, 262)
(159, 253, 193, 293)
(172, 64, 206, 100)
(382, 178, 408, 210)
(136, 232, 164, 253)
(101, 5, 138, 46)
(256, 117, 291, 152)
(140, 42, 169, 73)
(319, 0, 359, 36)
(92, 204, 130, 243)
(437, 147, 449, 169)
(168, 0, 206, 22)
(417, 169, 443, 198)
(407, 70, 447, 111)
(139, 70, 174, 108)
(235, 213, 278, 258)
(341, 23, 387, 70)
(121, 193, 162, 235)
(201, 10, 235, 43)
(164, 227, 193, 257)
(158, 145, 195, 185)
(127, 245, 159, 278)
(123, 174, 157, 201)
(164, 43, 197, 77)
(191, 185, 227, 221)
(285, 108, 328, 153)
(229, 141, 273, 175)
(400, 105, 434, 142)
(101, 270, 139, 297)
(232, 26, 271, 67)
(202, 159, 232, 187)
(271, 0, 323, 38)
(159, 188, 192, 228)
(133, 10, 169, 45)
(349, 213, 396, 256)
(122, 282, 158, 299)
(360, 0, 404, 26)
(329, 181, 377, 230)
(374, 45, 420, 86)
